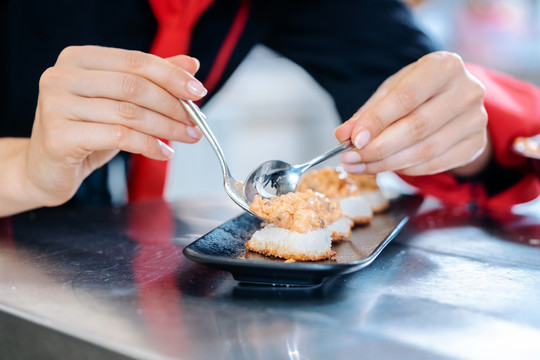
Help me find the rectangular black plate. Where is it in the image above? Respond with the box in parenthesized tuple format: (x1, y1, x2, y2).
(183, 194, 423, 286)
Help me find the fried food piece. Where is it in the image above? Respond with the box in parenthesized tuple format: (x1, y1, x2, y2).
(298, 167, 389, 222)
(246, 225, 335, 261)
(249, 189, 341, 233)
(247, 190, 351, 261)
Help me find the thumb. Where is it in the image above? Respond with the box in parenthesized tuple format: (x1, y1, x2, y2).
(334, 119, 355, 143)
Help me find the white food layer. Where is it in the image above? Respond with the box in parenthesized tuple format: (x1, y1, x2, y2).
(363, 190, 390, 213)
(247, 224, 333, 261)
(339, 196, 373, 224)
(326, 217, 353, 241)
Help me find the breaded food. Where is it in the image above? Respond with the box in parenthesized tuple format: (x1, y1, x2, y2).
(249, 189, 341, 233)
(339, 196, 373, 225)
(246, 190, 352, 261)
(362, 189, 390, 213)
(247, 224, 334, 261)
(297, 167, 389, 223)
(326, 217, 354, 241)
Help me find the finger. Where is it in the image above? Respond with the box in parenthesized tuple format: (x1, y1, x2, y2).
(83, 150, 121, 175)
(353, 83, 484, 163)
(343, 109, 487, 174)
(55, 45, 207, 100)
(65, 95, 203, 143)
(396, 136, 487, 176)
(334, 63, 415, 142)
(166, 55, 200, 75)
(348, 52, 464, 150)
(67, 122, 175, 161)
(53, 67, 194, 126)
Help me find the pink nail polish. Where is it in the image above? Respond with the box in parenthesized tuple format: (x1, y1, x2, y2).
(187, 126, 203, 139)
(341, 151, 361, 164)
(354, 130, 371, 149)
(158, 139, 175, 158)
(344, 163, 366, 174)
(187, 80, 207, 97)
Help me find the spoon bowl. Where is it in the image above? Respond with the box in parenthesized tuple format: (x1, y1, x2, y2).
(243, 140, 353, 203)
(243, 160, 296, 202)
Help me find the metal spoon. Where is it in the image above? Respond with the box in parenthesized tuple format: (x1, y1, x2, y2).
(180, 100, 256, 216)
(243, 140, 353, 203)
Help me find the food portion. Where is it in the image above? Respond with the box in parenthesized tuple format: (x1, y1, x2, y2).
(297, 167, 389, 224)
(245, 167, 389, 262)
(246, 190, 352, 261)
(249, 189, 341, 233)
(246, 224, 335, 262)
(513, 135, 540, 159)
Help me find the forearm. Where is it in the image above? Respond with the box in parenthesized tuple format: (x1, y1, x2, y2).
(0, 138, 43, 217)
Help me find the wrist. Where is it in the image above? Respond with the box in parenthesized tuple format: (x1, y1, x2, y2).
(0, 138, 46, 217)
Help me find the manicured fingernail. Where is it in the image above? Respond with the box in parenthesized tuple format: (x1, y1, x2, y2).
(354, 130, 371, 149)
(341, 151, 361, 163)
(158, 139, 175, 158)
(187, 125, 203, 139)
(192, 57, 201, 72)
(344, 163, 366, 174)
(187, 80, 207, 97)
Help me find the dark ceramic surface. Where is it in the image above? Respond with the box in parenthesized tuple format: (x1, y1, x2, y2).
(184, 195, 424, 285)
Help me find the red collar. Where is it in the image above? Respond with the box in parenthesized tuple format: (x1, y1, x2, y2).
(148, 0, 214, 57)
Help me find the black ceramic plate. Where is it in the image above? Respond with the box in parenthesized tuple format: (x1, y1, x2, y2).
(183, 194, 423, 286)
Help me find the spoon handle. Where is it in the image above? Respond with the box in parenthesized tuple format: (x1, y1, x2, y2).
(180, 100, 255, 216)
(180, 100, 231, 178)
(297, 140, 354, 172)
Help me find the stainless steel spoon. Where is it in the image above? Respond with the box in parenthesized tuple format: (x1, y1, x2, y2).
(243, 140, 353, 203)
(180, 100, 256, 216)
(182, 99, 353, 213)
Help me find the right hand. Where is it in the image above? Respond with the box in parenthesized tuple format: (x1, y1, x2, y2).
(25, 45, 207, 207)
(335, 51, 488, 177)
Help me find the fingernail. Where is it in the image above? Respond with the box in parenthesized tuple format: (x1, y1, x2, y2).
(354, 130, 371, 149)
(341, 151, 361, 163)
(187, 80, 207, 97)
(344, 163, 366, 174)
(187, 125, 203, 139)
(192, 57, 200, 72)
(158, 139, 175, 158)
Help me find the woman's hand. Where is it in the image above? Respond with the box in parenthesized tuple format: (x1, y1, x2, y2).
(335, 51, 489, 177)
(25, 45, 207, 207)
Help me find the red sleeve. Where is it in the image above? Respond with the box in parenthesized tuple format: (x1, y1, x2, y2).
(399, 63, 540, 212)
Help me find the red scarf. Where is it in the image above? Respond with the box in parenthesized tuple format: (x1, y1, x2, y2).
(127, 0, 213, 201)
(127, 0, 251, 201)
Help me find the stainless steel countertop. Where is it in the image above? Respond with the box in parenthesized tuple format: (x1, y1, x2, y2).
(1, 196, 540, 360)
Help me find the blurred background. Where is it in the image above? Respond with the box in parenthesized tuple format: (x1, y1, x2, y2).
(128, 0, 540, 204)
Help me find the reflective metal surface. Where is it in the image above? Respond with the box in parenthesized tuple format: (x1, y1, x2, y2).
(1, 196, 540, 360)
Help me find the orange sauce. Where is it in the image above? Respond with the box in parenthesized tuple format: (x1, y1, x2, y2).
(297, 167, 379, 199)
(249, 189, 341, 233)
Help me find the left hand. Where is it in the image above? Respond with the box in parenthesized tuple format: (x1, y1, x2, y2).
(334, 51, 489, 177)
